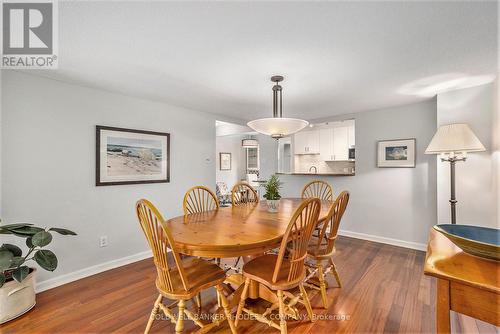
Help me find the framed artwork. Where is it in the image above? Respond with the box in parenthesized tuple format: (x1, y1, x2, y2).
(219, 152, 231, 171)
(377, 138, 416, 168)
(96, 126, 170, 186)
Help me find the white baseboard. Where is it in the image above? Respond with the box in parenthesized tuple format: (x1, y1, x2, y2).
(338, 229, 427, 251)
(35, 250, 153, 293)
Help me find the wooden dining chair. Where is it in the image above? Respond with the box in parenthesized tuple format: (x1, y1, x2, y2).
(183, 186, 219, 215)
(301, 180, 333, 201)
(235, 198, 321, 334)
(136, 199, 236, 334)
(231, 181, 259, 206)
(305, 191, 349, 308)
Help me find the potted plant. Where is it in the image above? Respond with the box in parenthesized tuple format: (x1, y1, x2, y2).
(0, 222, 76, 323)
(263, 174, 283, 212)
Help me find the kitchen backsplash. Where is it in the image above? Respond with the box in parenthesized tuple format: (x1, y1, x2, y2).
(294, 154, 355, 174)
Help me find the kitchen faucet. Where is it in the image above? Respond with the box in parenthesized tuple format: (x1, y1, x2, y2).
(309, 166, 317, 174)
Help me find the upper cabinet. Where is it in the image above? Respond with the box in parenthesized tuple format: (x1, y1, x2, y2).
(294, 130, 320, 155)
(348, 125, 355, 147)
(319, 124, 354, 161)
(332, 126, 349, 161)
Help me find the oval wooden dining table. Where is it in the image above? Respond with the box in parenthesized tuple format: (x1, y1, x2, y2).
(165, 198, 332, 307)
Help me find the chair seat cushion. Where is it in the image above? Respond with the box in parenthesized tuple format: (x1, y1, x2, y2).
(242, 254, 304, 290)
(156, 257, 226, 298)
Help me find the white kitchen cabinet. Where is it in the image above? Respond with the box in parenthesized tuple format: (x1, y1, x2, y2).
(319, 129, 333, 161)
(333, 126, 349, 160)
(294, 130, 319, 154)
(319, 126, 350, 161)
(348, 125, 355, 147)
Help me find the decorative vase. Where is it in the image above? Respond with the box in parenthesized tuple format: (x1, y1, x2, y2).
(266, 199, 280, 213)
(0, 268, 36, 324)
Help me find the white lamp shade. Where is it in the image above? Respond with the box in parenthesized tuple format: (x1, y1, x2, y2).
(247, 118, 309, 139)
(425, 123, 486, 154)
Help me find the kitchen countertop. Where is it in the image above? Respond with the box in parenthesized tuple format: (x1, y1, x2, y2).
(276, 172, 355, 176)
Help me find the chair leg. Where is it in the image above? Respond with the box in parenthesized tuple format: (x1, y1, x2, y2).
(299, 283, 314, 322)
(216, 284, 237, 334)
(235, 277, 250, 327)
(277, 290, 288, 334)
(144, 294, 162, 334)
(317, 264, 328, 308)
(194, 293, 202, 310)
(175, 299, 185, 334)
(330, 259, 342, 288)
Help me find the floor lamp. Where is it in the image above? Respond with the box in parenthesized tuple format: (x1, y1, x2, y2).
(425, 123, 485, 224)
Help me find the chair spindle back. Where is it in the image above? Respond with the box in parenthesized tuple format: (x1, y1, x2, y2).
(136, 199, 189, 293)
(183, 186, 219, 215)
(231, 182, 259, 206)
(301, 180, 333, 201)
(273, 198, 321, 283)
(312, 191, 350, 255)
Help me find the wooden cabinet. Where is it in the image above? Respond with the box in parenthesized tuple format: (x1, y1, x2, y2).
(319, 126, 351, 161)
(294, 130, 319, 154)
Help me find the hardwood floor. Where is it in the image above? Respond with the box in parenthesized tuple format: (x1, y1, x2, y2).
(2, 236, 498, 333)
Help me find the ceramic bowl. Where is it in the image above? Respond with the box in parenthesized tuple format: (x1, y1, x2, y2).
(433, 224, 500, 261)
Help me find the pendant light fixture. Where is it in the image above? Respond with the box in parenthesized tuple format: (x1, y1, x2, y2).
(247, 76, 309, 139)
(241, 137, 259, 148)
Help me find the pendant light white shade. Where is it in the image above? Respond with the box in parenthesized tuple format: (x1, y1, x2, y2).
(247, 118, 309, 139)
(425, 123, 485, 154)
(248, 75, 309, 139)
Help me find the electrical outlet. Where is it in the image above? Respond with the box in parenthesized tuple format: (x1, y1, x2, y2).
(99, 236, 108, 247)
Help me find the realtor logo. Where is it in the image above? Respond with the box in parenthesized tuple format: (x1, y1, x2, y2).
(1, 0, 58, 68)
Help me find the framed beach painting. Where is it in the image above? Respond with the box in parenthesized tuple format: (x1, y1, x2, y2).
(377, 138, 416, 168)
(219, 152, 231, 171)
(96, 126, 170, 186)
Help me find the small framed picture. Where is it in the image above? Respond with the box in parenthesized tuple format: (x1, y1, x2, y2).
(219, 152, 231, 171)
(377, 138, 416, 168)
(96, 126, 170, 186)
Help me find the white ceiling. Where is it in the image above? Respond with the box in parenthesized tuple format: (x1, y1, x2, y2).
(28, 1, 497, 121)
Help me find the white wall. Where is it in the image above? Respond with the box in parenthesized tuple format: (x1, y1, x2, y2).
(216, 135, 246, 188)
(0, 70, 2, 217)
(256, 134, 278, 181)
(495, 77, 500, 227)
(276, 100, 437, 248)
(1, 72, 221, 285)
(436, 83, 498, 227)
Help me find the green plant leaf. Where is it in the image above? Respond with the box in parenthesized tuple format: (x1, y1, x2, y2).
(0, 244, 23, 257)
(0, 223, 33, 230)
(0, 273, 5, 288)
(10, 226, 44, 238)
(0, 250, 14, 270)
(32, 231, 53, 247)
(10, 256, 25, 268)
(0, 223, 33, 234)
(12, 266, 29, 283)
(26, 237, 34, 248)
(49, 228, 77, 236)
(34, 250, 57, 271)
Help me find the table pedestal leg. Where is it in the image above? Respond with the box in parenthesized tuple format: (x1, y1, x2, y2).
(437, 279, 451, 334)
(226, 273, 279, 305)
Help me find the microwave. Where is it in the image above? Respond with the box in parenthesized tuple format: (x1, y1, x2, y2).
(348, 148, 355, 160)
